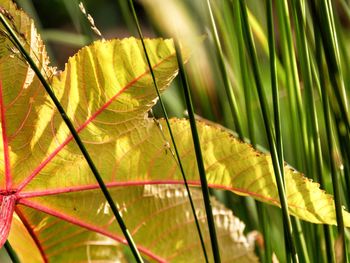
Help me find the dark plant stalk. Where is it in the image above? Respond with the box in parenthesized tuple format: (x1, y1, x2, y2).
(205, 0, 244, 140)
(230, 2, 269, 261)
(256, 203, 271, 263)
(315, 28, 348, 263)
(174, 38, 221, 263)
(309, 0, 350, 132)
(126, 1, 210, 262)
(311, 2, 350, 223)
(238, 1, 298, 262)
(275, 0, 308, 173)
(265, 0, 290, 262)
(0, 13, 144, 263)
(4, 240, 20, 263)
(291, 1, 333, 262)
(219, 4, 261, 249)
(230, 0, 255, 146)
(266, 0, 282, 170)
(273, 1, 314, 260)
(265, 10, 311, 259)
(326, 0, 350, 210)
(116, 0, 137, 35)
(291, 219, 310, 263)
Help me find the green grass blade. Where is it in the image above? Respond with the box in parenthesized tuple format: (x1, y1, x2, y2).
(238, 1, 298, 262)
(315, 28, 349, 263)
(0, 13, 144, 263)
(205, 0, 244, 140)
(116, 0, 137, 35)
(256, 203, 271, 263)
(4, 240, 20, 263)
(126, 1, 210, 262)
(174, 38, 220, 263)
(290, 1, 335, 261)
(229, 2, 269, 261)
(265, 0, 291, 261)
(310, 0, 350, 132)
(41, 30, 90, 46)
(275, 0, 309, 173)
(266, 0, 282, 169)
(229, 0, 255, 145)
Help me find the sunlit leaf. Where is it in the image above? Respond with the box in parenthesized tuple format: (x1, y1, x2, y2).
(0, 1, 258, 261)
(11, 185, 258, 262)
(1, 0, 350, 262)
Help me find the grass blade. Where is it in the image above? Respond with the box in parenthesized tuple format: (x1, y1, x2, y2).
(265, 0, 289, 261)
(290, 1, 334, 261)
(126, 1, 210, 262)
(205, 0, 244, 140)
(4, 240, 20, 263)
(275, 0, 308, 173)
(174, 38, 220, 263)
(315, 27, 349, 263)
(238, 0, 298, 261)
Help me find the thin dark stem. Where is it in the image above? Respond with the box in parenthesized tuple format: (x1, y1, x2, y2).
(310, 0, 350, 132)
(265, 1, 285, 262)
(291, 1, 333, 262)
(126, 1, 210, 262)
(230, 0, 255, 146)
(206, 0, 244, 140)
(174, 38, 221, 263)
(266, 0, 283, 170)
(0, 13, 144, 263)
(4, 240, 20, 263)
(238, 1, 298, 262)
(315, 28, 348, 263)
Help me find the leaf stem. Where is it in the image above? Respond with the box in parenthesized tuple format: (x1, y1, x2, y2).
(126, 1, 209, 262)
(0, 13, 144, 263)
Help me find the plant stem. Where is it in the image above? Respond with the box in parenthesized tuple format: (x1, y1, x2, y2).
(266, 0, 298, 261)
(266, 0, 282, 170)
(315, 27, 348, 263)
(205, 0, 244, 140)
(116, 0, 137, 35)
(126, 1, 210, 262)
(4, 240, 20, 263)
(310, 0, 350, 131)
(256, 203, 271, 263)
(238, 1, 298, 262)
(291, 1, 334, 261)
(230, 0, 255, 145)
(229, 2, 270, 261)
(174, 38, 221, 263)
(0, 13, 144, 263)
(275, 0, 308, 173)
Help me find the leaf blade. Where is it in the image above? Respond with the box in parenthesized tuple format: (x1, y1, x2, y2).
(15, 185, 257, 262)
